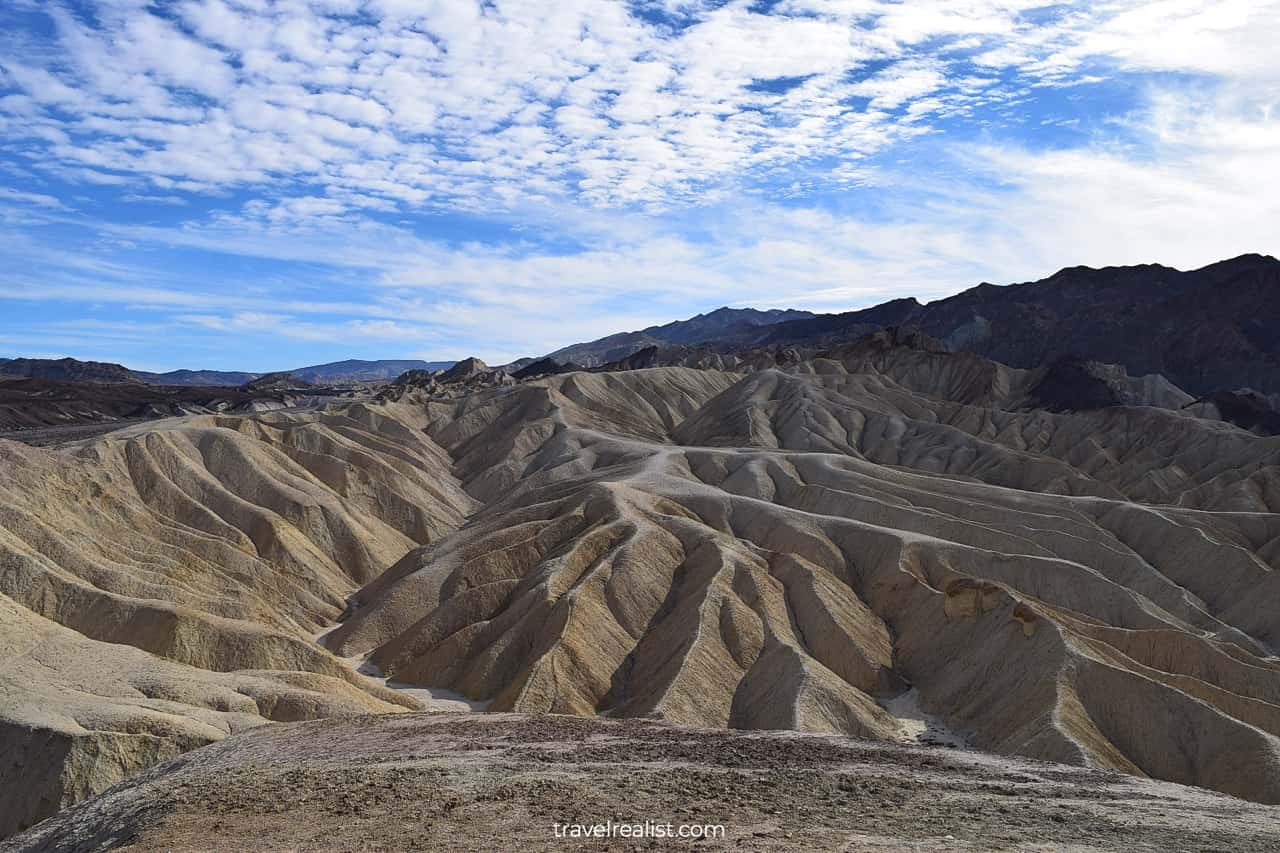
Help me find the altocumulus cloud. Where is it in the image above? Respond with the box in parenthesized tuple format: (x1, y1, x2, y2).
(0, 0, 1276, 368)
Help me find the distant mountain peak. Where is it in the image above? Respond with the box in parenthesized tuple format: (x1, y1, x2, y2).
(440, 357, 489, 382)
(242, 371, 313, 392)
(547, 305, 816, 367)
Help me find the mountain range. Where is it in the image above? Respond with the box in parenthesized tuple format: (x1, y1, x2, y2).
(545, 306, 815, 366)
(0, 357, 456, 386)
(10, 254, 1278, 398)
(542, 253, 1280, 396)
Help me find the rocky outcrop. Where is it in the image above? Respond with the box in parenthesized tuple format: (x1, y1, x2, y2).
(511, 358, 577, 379)
(1189, 389, 1280, 435)
(381, 359, 514, 401)
(241, 372, 314, 392)
(1022, 355, 1193, 412)
(439, 357, 489, 383)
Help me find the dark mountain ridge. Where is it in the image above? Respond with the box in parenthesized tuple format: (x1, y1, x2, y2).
(747, 253, 1280, 395)
(0, 357, 140, 384)
(547, 305, 814, 366)
(540, 253, 1278, 396)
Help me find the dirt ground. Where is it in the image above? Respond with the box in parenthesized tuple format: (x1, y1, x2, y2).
(7, 712, 1279, 852)
(0, 419, 152, 447)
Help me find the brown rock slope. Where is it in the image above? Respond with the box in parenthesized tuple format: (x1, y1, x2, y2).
(0, 404, 473, 836)
(325, 353, 1280, 805)
(10, 713, 1280, 853)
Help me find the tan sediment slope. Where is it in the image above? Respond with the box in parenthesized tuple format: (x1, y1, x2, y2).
(5, 340, 1280, 837)
(0, 404, 474, 836)
(327, 356, 1280, 805)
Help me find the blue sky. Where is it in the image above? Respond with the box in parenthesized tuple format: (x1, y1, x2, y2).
(1, 0, 1277, 370)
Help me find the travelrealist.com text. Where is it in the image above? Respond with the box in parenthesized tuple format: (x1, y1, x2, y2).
(551, 820, 726, 840)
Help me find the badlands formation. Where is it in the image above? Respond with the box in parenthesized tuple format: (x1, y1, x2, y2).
(4, 330, 1280, 841)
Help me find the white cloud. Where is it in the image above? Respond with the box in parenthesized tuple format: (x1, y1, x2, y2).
(120, 193, 190, 205)
(15, 0, 1256, 209)
(959, 90, 1280, 272)
(1, 0, 1278, 365)
(0, 187, 63, 207)
(165, 308, 457, 348)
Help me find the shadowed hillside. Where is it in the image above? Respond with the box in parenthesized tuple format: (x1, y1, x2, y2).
(542, 255, 1280, 395)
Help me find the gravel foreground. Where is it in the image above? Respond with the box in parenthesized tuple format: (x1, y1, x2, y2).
(6, 713, 1278, 853)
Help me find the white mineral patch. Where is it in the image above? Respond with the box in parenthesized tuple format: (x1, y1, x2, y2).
(882, 689, 970, 749)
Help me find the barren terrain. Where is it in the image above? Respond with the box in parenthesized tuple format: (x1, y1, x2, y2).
(4, 331, 1280, 843)
(9, 713, 1280, 853)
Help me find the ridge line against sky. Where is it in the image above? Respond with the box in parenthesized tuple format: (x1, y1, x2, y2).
(0, 0, 1277, 371)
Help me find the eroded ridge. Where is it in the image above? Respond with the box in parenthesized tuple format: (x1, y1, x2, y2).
(333, 358, 1280, 804)
(4, 340, 1280, 837)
